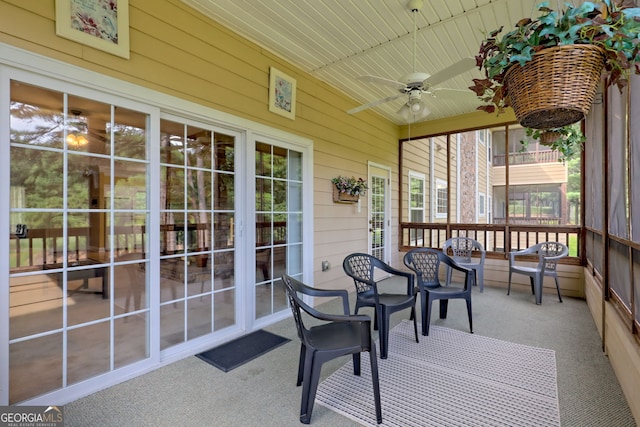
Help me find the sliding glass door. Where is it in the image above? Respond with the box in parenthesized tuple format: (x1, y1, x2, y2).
(254, 141, 304, 320)
(8, 80, 151, 403)
(158, 118, 238, 350)
(3, 68, 311, 405)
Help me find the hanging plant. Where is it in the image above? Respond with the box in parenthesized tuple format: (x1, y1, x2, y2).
(520, 124, 585, 162)
(469, 1, 640, 129)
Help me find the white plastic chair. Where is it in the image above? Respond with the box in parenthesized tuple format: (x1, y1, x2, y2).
(443, 237, 486, 292)
(507, 241, 569, 304)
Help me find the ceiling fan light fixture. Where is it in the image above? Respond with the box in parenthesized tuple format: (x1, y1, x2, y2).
(398, 101, 430, 123)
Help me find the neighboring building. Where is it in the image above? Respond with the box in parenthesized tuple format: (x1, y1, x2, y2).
(491, 126, 571, 226)
(402, 126, 571, 229)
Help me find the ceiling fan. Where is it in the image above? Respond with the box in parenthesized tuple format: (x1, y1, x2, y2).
(347, 0, 475, 123)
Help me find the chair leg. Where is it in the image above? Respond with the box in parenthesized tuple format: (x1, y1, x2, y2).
(301, 356, 324, 424)
(439, 299, 449, 319)
(296, 344, 306, 386)
(446, 265, 452, 285)
(411, 304, 419, 343)
(554, 276, 563, 303)
(373, 306, 380, 331)
(369, 347, 383, 424)
(466, 297, 473, 334)
(507, 270, 512, 295)
(352, 353, 361, 376)
(421, 292, 429, 336)
(424, 297, 433, 336)
(299, 349, 315, 424)
(379, 309, 390, 359)
(534, 274, 542, 305)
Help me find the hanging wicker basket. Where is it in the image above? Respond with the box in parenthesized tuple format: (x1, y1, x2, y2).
(505, 44, 605, 130)
(540, 131, 561, 146)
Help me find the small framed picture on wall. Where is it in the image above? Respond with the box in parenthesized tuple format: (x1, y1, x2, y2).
(55, 0, 130, 59)
(269, 67, 296, 120)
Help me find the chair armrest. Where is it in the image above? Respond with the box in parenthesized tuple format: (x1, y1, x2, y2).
(543, 253, 566, 262)
(510, 246, 538, 256)
(378, 263, 412, 279)
(377, 263, 415, 295)
(440, 255, 473, 288)
(298, 287, 351, 315)
(509, 246, 538, 264)
(302, 303, 371, 324)
(447, 260, 472, 275)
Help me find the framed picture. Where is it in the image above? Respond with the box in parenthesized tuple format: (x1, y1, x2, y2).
(55, 0, 130, 59)
(269, 67, 296, 120)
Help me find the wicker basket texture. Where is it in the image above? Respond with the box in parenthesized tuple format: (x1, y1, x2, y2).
(505, 45, 605, 130)
(540, 131, 561, 145)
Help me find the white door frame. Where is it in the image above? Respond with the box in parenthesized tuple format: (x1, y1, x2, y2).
(367, 162, 391, 264)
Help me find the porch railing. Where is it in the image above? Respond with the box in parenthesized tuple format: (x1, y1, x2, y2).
(400, 222, 582, 263)
(493, 217, 562, 225)
(493, 150, 560, 166)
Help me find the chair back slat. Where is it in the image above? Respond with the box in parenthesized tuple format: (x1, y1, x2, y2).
(343, 253, 375, 295)
(404, 249, 440, 286)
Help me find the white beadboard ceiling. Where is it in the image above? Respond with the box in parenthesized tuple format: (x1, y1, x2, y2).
(181, 0, 564, 125)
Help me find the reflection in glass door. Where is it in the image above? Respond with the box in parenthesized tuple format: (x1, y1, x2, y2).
(255, 141, 303, 319)
(159, 119, 236, 350)
(8, 80, 150, 403)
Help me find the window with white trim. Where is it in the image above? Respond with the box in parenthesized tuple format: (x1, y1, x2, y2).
(408, 172, 425, 223)
(479, 192, 486, 217)
(477, 129, 486, 145)
(435, 178, 447, 219)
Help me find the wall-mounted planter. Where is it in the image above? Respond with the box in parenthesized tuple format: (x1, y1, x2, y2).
(333, 187, 359, 203)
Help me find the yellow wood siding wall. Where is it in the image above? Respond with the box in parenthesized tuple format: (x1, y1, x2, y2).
(401, 137, 431, 222)
(0, 0, 401, 290)
(492, 163, 567, 186)
(478, 132, 489, 224)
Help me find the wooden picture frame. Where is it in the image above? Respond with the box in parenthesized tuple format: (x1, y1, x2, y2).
(55, 0, 130, 59)
(269, 67, 296, 119)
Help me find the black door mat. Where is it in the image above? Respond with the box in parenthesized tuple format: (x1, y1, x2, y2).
(196, 330, 291, 372)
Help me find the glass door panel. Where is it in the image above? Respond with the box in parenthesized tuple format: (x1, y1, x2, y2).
(8, 80, 150, 403)
(159, 119, 236, 350)
(254, 141, 303, 320)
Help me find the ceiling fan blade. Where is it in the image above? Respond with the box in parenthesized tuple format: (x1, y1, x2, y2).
(356, 75, 407, 91)
(347, 94, 404, 114)
(423, 57, 476, 87)
(430, 87, 478, 99)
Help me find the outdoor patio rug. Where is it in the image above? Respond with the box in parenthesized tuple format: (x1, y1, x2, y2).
(316, 320, 560, 426)
(196, 330, 290, 372)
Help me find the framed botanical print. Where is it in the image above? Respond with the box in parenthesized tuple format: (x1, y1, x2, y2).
(55, 0, 130, 59)
(269, 67, 296, 120)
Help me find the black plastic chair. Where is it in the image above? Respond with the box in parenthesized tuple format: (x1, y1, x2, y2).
(282, 274, 382, 425)
(403, 248, 473, 336)
(342, 253, 418, 359)
(508, 241, 569, 304)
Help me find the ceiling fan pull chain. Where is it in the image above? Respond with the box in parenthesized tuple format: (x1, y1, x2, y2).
(413, 6, 417, 73)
